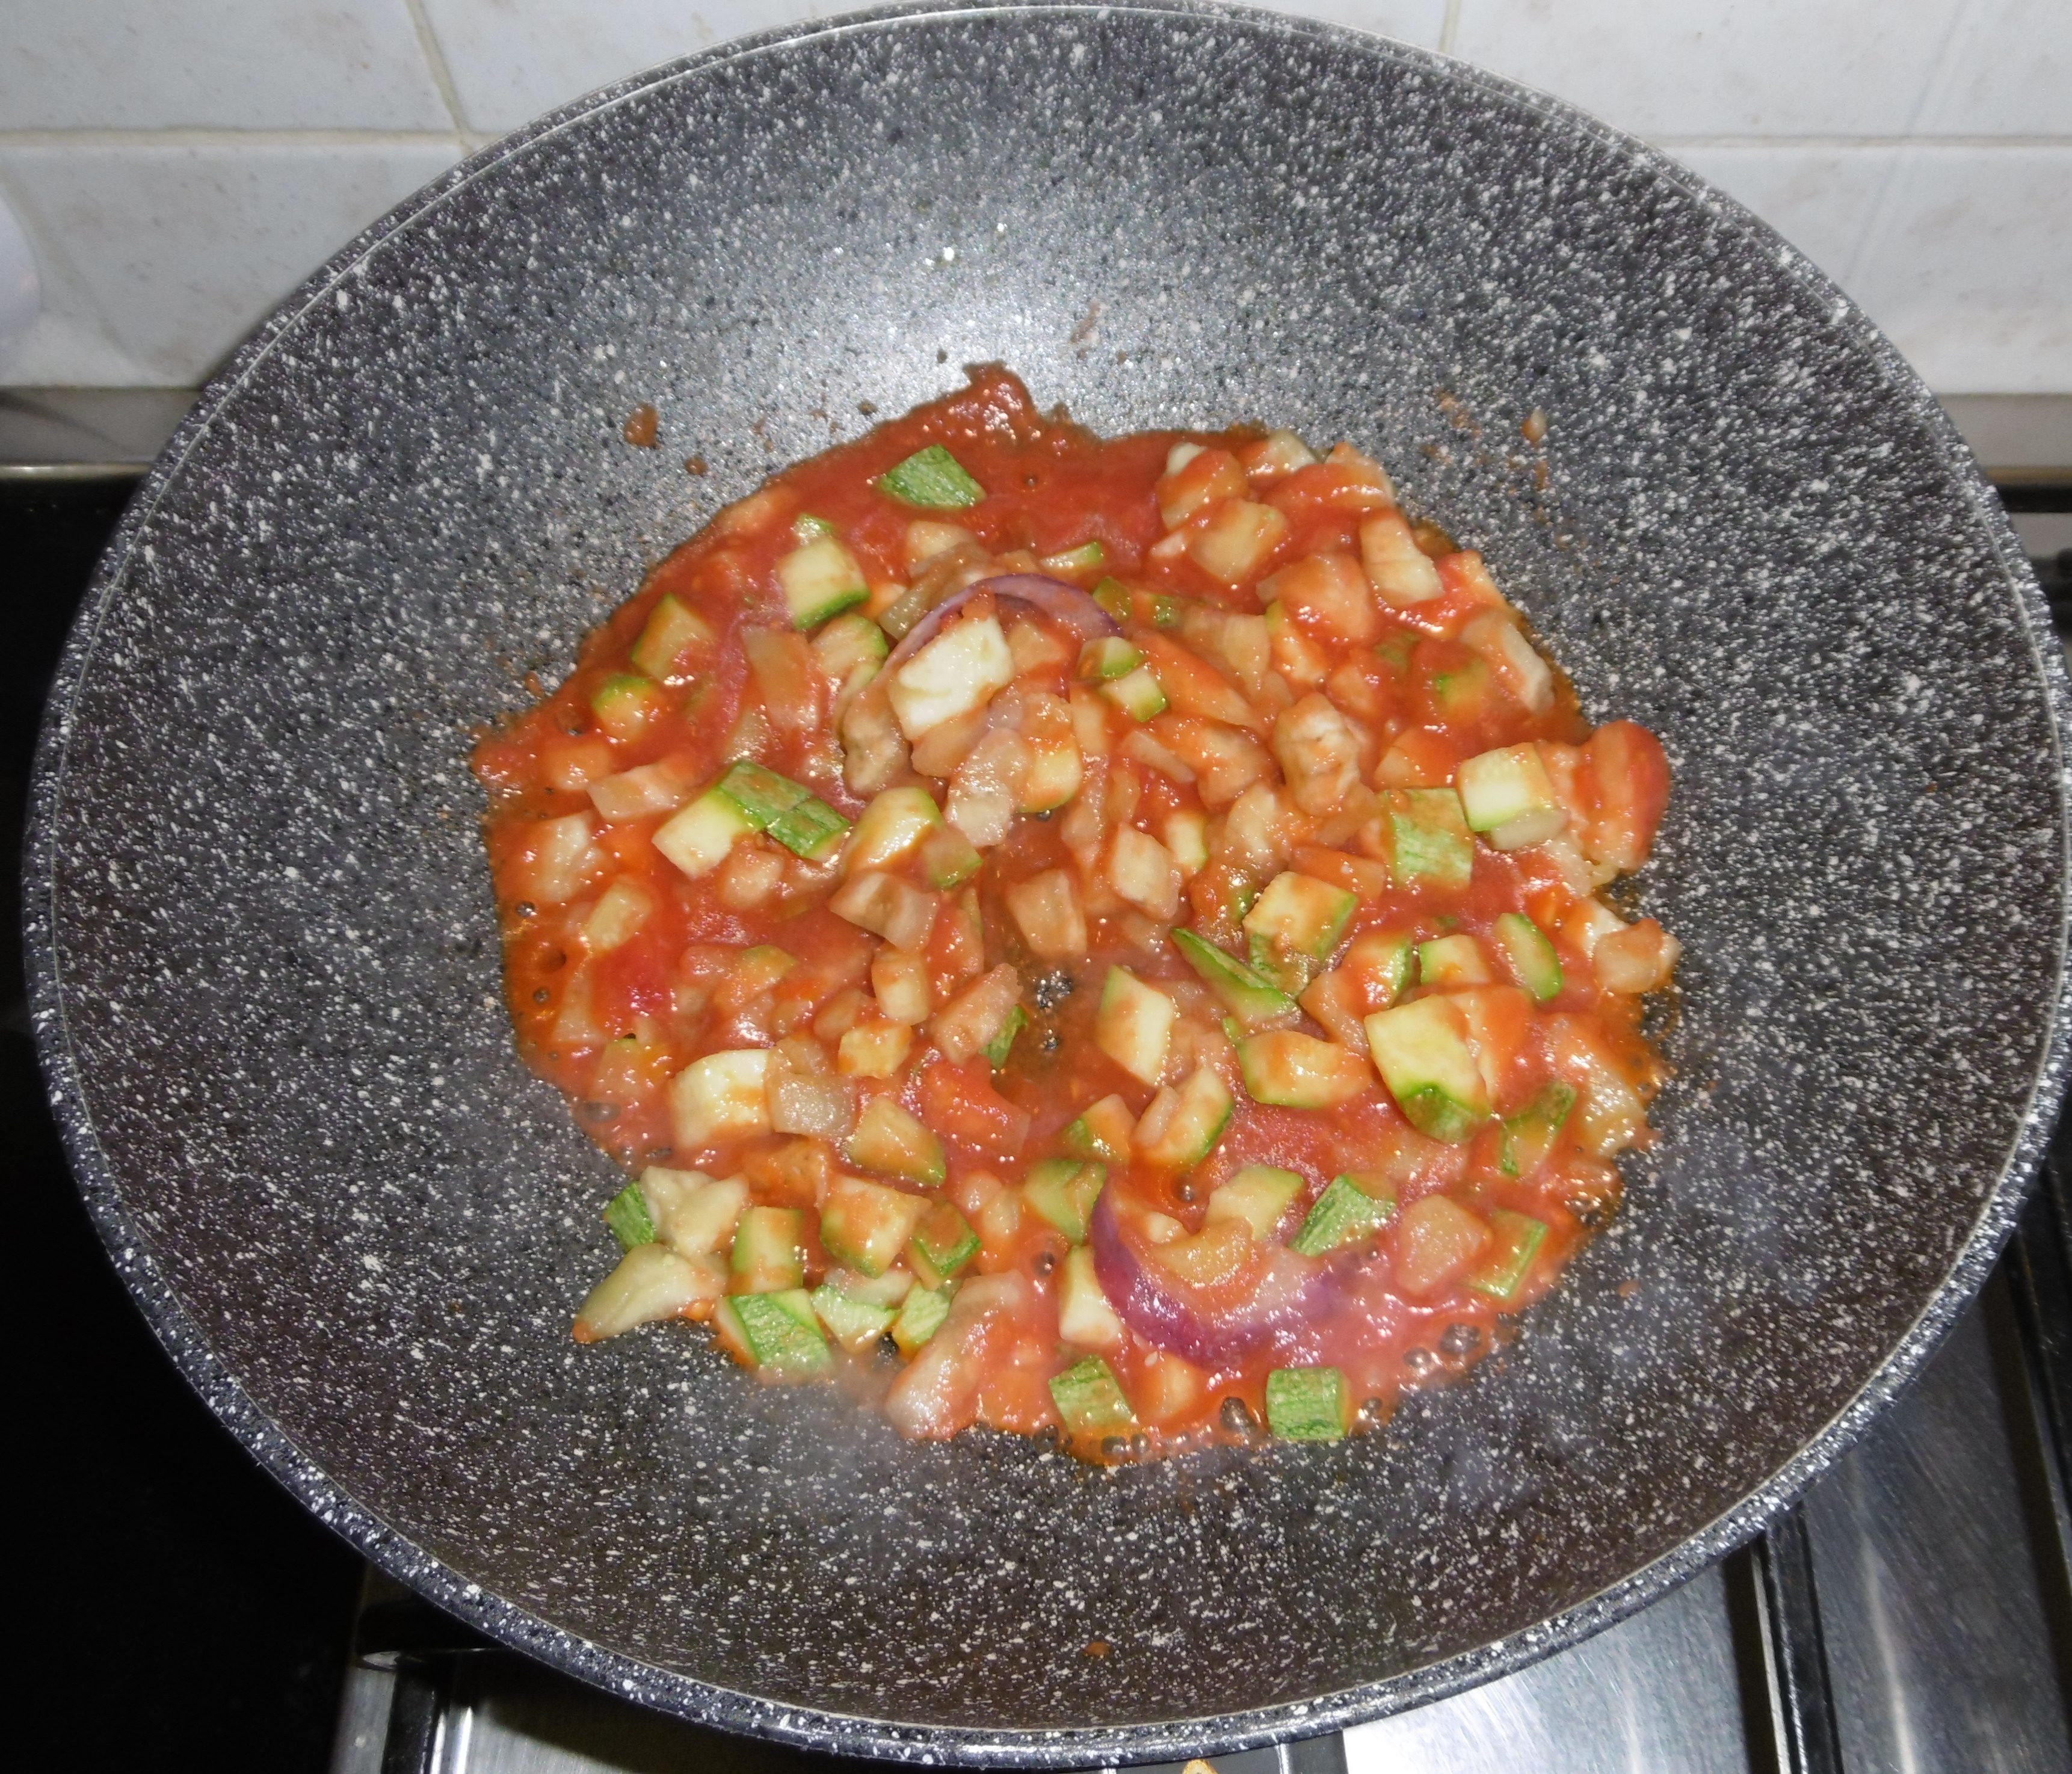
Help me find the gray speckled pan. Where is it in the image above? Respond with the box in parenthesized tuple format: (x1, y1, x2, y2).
(25, 0, 2070, 1762)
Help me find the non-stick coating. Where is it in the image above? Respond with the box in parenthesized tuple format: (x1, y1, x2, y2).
(25, 1, 2070, 1762)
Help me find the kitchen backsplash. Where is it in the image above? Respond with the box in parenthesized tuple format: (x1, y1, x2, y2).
(1, 0, 2065, 393)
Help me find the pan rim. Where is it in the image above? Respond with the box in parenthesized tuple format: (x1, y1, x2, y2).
(22, 0, 2072, 1761)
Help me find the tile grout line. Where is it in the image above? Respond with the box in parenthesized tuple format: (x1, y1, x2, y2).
(1, 128, 2067, 152)
(0, 159, 153, 384)
(1837, 0, 1986, 292)
(399, 0, 478, 139)
(0, 129, 469, 150)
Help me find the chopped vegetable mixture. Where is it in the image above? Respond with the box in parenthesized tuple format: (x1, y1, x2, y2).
(472, 367, 1676, 1461)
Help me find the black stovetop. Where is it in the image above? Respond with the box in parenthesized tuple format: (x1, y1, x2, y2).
(10, 472, 2071, 1774)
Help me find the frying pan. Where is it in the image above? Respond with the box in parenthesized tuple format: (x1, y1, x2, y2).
(25, 1, 2069, 1762)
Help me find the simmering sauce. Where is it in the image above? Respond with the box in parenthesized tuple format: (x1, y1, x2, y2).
(473, 368, 1674, 1459)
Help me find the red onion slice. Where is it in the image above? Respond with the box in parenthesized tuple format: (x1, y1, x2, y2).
(1089, 1186, 1339, 1367)
(881, 573, 1118, 677)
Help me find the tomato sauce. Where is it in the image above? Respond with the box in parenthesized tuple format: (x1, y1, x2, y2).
(473, 367, 1675, 1461)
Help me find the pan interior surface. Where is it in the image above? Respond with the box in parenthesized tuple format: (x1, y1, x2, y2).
(28, 1, 2067, 1760)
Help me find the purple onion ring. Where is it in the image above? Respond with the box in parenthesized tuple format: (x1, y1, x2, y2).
(881, 573, 1118, 677)
(1089, 1185, 1339, 1367)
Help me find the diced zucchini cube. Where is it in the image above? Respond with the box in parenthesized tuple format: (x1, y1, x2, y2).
(590, 671, 662, 744)
(1056, 1246, 1124, 1350)
(921, 825, 983, 889)
(1188, 498, 1290, 584)
(573, 1244, 723, 1342)
(877, 443, 985, 509)
(714, 759, 809, 827)
(829, 870, 940, 952)
(1171, 928, 1296, 1031)
(715, 1288, 833, 1377)
(1456, 744, 1566, 850)
(1343, 929, 1416, 1009)
(819, 1176, 929, 1278)
(729, 1204, 808, 1292)
(1237, 1030, 1371, 1108)
(653, 787, 754, 879)
(1460, 612, 1555, 716)
(812, 611, 889, 679)
(1019, 739, 1083, 813)
(1164, 809, 1210, 877)
(845, 785, 944, 873)
(888, 614, 1015, 741)
(837, 1018, 913, 1079)
(1101, 665, 1169, 722)
(602, 1180, 656, 1251)
(1132, 1065, 1235, 1172)
(1363, 997, 1493, 1142)
(908, 1201, 980, 1286)
(1243, 871, 1356, 966)
(1021, 1159, 1107, 1245)
(582, 877, 654, 953)
(638, 1168, 748, 1257)
(1049, 1355, 1138, 1438)
(1468, 1209, 1549, 1301)
(1499, 1080, 1576, 1178)
(1417, 933, 1492, 988)
(668, 1049, 772, 1149)
(891, 1283, 955, 1354)
(631, 593, 717, 682)
(1080, 636, 1145, 681)
(1265, 1366, 1351, 1441)
(1395, 1195, 1494, 1298)
(1493, 911, 1563, 1002)
(1096, 966, 1176, 1086)
(870, 949, 932, 1026)
(1040, 539, 1107, 579)
(810, 1279, 900, 1351)
(1386, 788, 1474, 892)
(1205, 1165, 1304, 1240)
(845, 1095, 947, 1186)
(1091, 576, 1133, 621)
(777, 534, 869, 629)
(983, 1004, 1028, 1068)
(1360, 511, 1444, 607)
(1062, 1094, 1137, 1162)
(1290, 1174, 1396, 1257)
(767, 795, 849, 861)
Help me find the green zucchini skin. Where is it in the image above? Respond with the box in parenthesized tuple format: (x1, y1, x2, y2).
(876, 443, 986, 508)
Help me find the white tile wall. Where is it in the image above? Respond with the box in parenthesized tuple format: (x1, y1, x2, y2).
(0, 0, 2065, 396)
(1, 1, 452, 131)
(1, 142, 463, 383)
